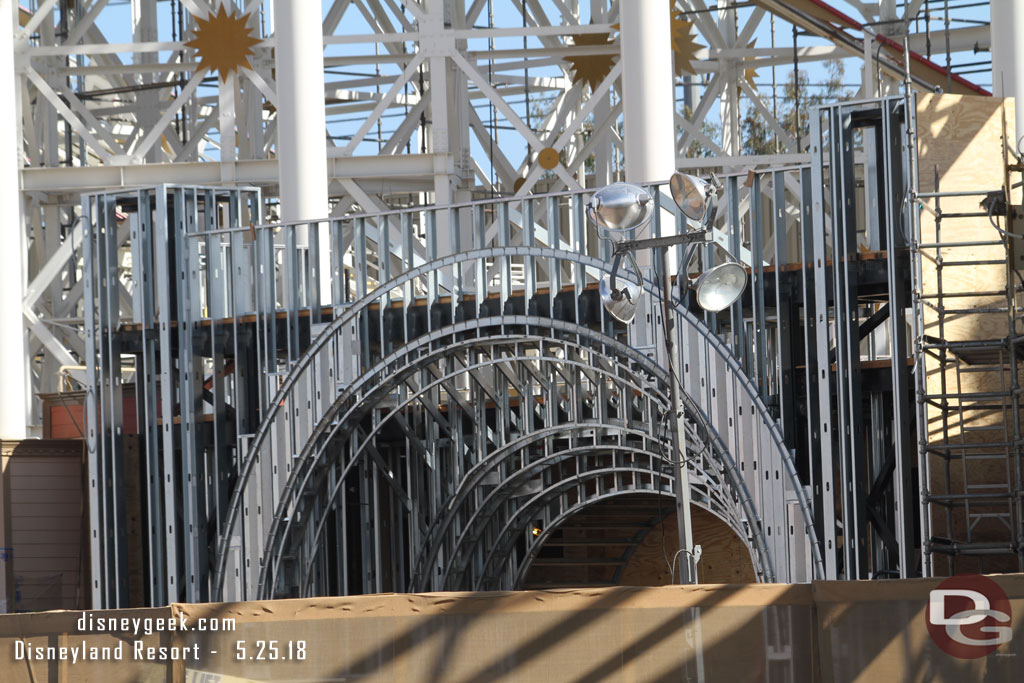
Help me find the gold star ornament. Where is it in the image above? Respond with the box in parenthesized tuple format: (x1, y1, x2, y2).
(185, 5, 261, 81)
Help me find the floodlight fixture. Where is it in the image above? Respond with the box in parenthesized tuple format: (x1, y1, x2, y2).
(586, 182, 653, 242)
(589, 172, 745, 320)
(587, 183, 651, 322)
(586, 173, 738, 587)
(599, 251, 644, 324)
(670, 172, 718, 224)
(693, 261, 748, 312)
(676, 242, 748, 313)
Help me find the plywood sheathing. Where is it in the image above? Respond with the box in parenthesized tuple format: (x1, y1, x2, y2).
(619, 507, 757, 585)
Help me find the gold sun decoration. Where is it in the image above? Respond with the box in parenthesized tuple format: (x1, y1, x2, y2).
(566, 31, 618, 90)
(185, 5, 261, 82)
(576, 3, 705, 85)
(744, 65, 759, 87)
(739, 41, 758, 94)
(670, 14, 704, 77)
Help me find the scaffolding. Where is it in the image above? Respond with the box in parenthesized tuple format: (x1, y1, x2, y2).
(913, 157, 1024, 575)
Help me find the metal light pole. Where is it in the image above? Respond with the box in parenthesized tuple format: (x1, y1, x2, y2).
(609, 230, 710, 585)
(659, 243, 698, 584)
(591, 175, 742, 585)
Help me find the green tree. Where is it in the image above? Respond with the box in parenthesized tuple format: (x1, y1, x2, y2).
(680, 105, 721, 159)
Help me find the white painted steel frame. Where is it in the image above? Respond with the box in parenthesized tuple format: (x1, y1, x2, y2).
(14, 0, 989, 423)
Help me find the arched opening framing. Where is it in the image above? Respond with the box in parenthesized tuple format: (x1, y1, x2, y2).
(213, 247, 823, 601)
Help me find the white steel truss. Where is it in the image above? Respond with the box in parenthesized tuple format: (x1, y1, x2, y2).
(7, 0, 993, 429)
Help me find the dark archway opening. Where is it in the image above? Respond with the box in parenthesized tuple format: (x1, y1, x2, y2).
(522, 494, 756, 588)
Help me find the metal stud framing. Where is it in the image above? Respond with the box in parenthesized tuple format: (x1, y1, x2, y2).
(806, 97, 920, 579)
(79, 97, 973, 603)
(84, 178, 829, 607)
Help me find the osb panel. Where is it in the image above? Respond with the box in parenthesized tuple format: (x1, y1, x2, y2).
(917, 93, 1016, 426)
(0, 605, 173, 682)
(619, 507, 756, 586)
(916, 93, 1020, 571)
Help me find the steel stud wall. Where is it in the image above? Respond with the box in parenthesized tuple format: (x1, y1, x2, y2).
(82, 100, 947, 604)
(84, 175, 829, 607)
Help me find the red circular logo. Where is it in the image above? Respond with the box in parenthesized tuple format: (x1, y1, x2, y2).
(927, 574, 1012, 659)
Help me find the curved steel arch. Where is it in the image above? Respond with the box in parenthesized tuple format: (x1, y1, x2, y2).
(272, 327, 689, 594)
(478, 477, 745, 592)
(409, 387, 769, 591)
(267, 321, 765, 596)
(286, 342, 761, 594)
(214, 246, 823, 601)
(283, 365, 762, 595)
(474, 465, 677, 590)
(255, 319, 680, 597)
(437, 373, 772, 591)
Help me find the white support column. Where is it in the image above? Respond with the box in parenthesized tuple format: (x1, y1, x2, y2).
(0, 0, 27, 438)
(39, 11, 58, 166)
(879, 0, 899, 35)
(273, 0, 330, 296)
(863, 31, 877, 98)
(991, 0, 1024, 155)
(619, 1, 675, 184)
(422, 0, 467, 254)
(428, 53, 451, 208)
(132, 0, 161, 163)
(590, 0, 611, 187)
(219, 71, 238, 182)
(449, 1, 471, 208)
(718, 5, 740, 158)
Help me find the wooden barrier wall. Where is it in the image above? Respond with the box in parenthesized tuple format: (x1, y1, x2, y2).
(1, 576, 1024, 682)
(0, 440, 87, 613)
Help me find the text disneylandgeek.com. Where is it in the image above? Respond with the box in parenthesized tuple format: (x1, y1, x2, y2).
(11, 611, 308, 663)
